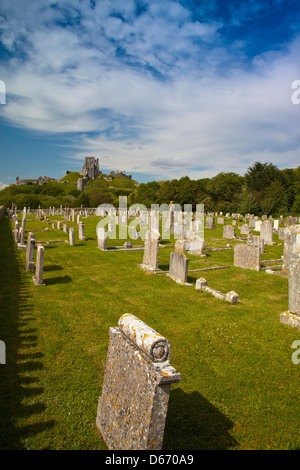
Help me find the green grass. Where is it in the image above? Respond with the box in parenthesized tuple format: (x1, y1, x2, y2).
(0, 215, 299, 450)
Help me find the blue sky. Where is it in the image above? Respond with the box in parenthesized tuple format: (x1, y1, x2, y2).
(0, 0, 300, 188)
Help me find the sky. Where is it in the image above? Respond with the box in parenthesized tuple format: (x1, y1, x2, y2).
(0, 0, 300, 189)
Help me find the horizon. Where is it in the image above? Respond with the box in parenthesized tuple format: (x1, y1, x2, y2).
(1, 0, 300, 189)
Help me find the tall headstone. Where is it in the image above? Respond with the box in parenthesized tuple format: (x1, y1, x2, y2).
(69, 227, 75, 246)
(25, 232, 36, 272)
(96, 314, 181, 450)
(32, 244, 45, 285)
(18, 212, 27, 249)
(97, 227, 107, 250)
(139, 229, 160, 271)
(78, 221, 85, 241)
(280, 231, 300, 329)
(260, 220, 274, 245)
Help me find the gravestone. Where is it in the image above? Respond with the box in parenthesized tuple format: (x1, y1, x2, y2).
(97, 227, 107, 250)
(240, 224, 249, 235)
(260, 220, 274, 245)
(247, 233, 264, 253)
(139, 229, 160, 271)
(205, 216, 215, 229)
(234, 244, 261, 271)
(32, 244, 45, 285)
(78, 222, 85, 241)
(18, 213, 27, 249)
(223, 225, 236, 239)
(280, 231, 300, 329)
(167, 250, 190, 285)
(282, 225, 300, 272)
(25, 232, 36, 273)
(14, 220, 20, 244)
(96, 314, 181, 450)
(69, 227, 75, 246)
(63, 224, 68, 233)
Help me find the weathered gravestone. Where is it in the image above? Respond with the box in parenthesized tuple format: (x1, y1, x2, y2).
(96, 313, 181, 450)
(78, 221, 85, 241)
(240, 224, 250, 235)
(97, 227, 107, 250)
(25, 232, 36, 273)
(32, 244, 45, 285)
(167, 250, 190, 285)
(205, 216, 215, 229)
(69, 227, 75, 246)
(260, 220, 274, 246)
(247, 233, 264, 253)
(138, 229, 160, 272)
(234, 243, 261, 271)
(280, 231, 300, 329)
(282, 225, 300, 272)
(223, 225, 236, 239)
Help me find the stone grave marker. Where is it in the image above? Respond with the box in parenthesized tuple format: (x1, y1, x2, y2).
(96, 313, 181, 450)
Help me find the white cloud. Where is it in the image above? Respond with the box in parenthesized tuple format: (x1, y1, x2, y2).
(0, 182, 9, 190)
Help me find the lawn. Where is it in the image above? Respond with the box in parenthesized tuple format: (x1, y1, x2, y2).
(0, 214, 299, 450)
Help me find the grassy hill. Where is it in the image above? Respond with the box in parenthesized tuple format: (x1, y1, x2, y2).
(0, 172, 138, 210)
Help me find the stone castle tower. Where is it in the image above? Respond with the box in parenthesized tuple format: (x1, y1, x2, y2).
(80, 157, 100, 179)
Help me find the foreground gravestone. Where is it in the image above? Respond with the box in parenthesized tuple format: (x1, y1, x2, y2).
(25, 232, 36, 273)
(280, 232, 300, 329)
(96, 313, 181, 450)
(234, 243, 261, 271)
(32, 244, 45, 285)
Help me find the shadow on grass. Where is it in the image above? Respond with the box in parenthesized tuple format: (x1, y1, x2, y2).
(45, 275, 72, 285)
(0, 216, 55, 450)
(163, 388, 238, 450)
(44, 265, 63, 272)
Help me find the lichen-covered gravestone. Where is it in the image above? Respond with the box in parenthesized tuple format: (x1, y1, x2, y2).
(280, 231, 300, 329)
(96, 314, 181, 450)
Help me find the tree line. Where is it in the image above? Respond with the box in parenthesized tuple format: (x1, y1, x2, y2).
(0, 162, 299, 216)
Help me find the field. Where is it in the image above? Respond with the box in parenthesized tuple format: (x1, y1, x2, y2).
(0, 213, 299, 450)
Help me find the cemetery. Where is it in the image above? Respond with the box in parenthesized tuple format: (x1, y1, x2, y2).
(0, 204, 299, 450)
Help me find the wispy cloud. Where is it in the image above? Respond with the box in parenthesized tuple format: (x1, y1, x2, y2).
(0, 0, 299, 180)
